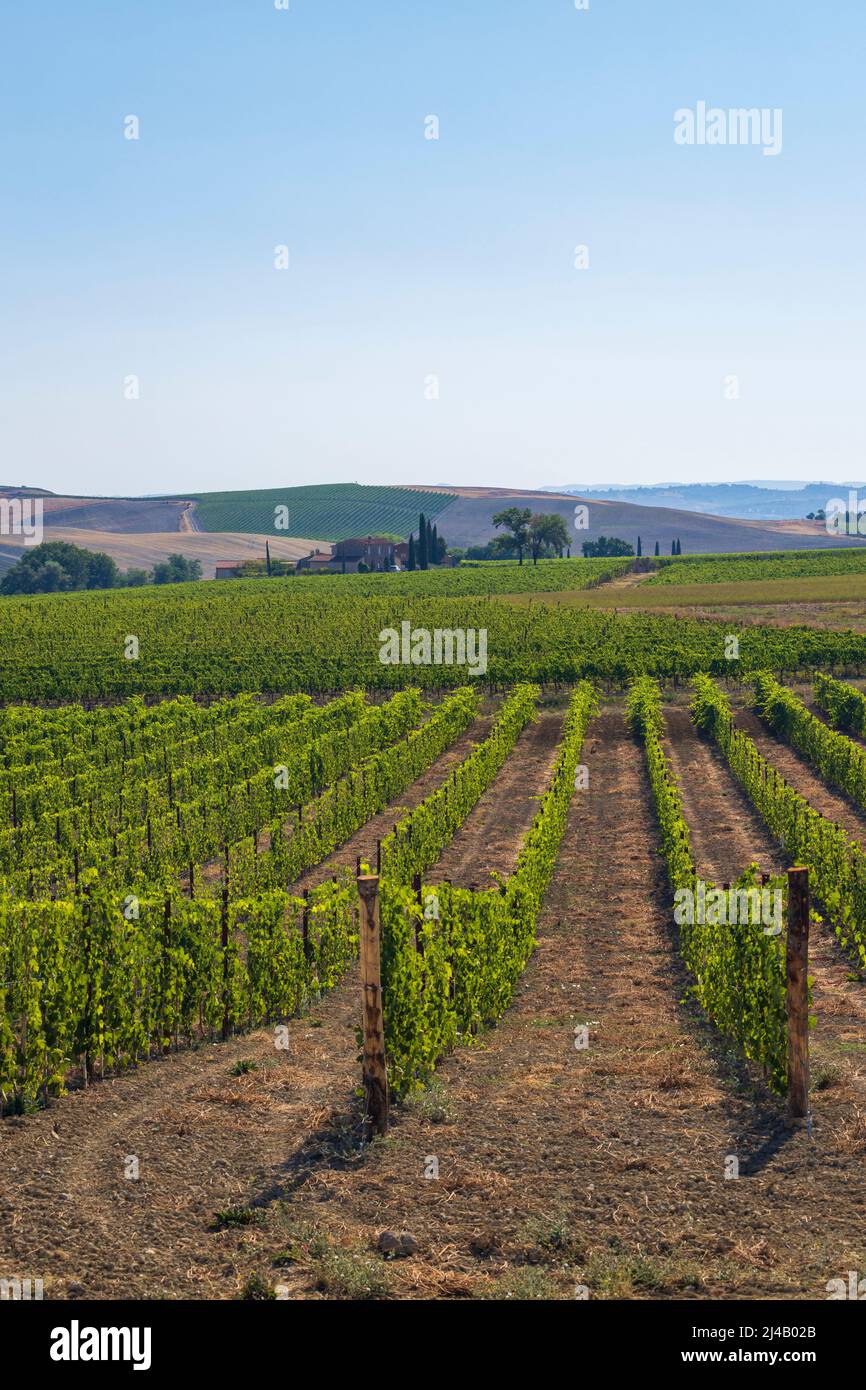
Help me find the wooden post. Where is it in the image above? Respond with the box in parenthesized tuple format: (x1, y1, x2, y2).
(357, 873, 388, 1136)
(786, 866, 810, 1121)
(220, 885, 231, 1042)
(412, 872, 423, 951)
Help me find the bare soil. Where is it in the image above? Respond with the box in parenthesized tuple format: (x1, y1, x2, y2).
(428, 709, 565, 887)
(734, 705, 866, 849)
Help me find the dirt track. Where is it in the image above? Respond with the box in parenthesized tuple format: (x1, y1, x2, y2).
(428, 709, 564, 887)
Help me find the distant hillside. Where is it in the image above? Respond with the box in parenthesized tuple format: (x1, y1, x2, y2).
(417, 486, 866, 555)
(166, 483, 456, 541)
(171, 481, 866, 553)
(2, 481, 865, 575)
(544, 481, 865, 521)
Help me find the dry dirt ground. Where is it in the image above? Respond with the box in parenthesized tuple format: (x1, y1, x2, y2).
(4, 701, 866, 1301)
(428, 709, 564, 887)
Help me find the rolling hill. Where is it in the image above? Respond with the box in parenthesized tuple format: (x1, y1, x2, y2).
(1, 480, 864, 577)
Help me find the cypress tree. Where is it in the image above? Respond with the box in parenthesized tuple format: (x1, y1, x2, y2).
(418, 513, 428, 569)
(408, 533, 416, 570)
(636, 536, 642, 557)
(431, 522, 438, 564)
(654, 540, 660, 557)
(426, 517, 433, 566)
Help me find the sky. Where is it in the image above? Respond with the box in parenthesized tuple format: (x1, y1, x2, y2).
(1, 1, 864, 496)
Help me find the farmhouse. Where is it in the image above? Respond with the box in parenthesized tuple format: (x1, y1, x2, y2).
(297, 536, 399, 573)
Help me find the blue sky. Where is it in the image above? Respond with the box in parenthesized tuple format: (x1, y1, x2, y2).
(1, 1, 863, 495)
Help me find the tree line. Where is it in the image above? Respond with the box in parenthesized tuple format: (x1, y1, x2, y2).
(0, 541, 203, 596)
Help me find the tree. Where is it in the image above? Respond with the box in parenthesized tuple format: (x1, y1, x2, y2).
(529, 513, 570, 563)
(671, 539, 676, 555)
(654, 541, 660, 557)
(418, 512, 428, 570)
(431, 522, 438, 564)
(124, 568, 150, 587)
(408, 533, 416, 571)
(152, 553, 202, 585)
(492, 507, 532, 565)
(581, 535, 634, 558)
(0, 540, 120, 595)
(87, 551, 120, 590)
(426, 517, 433, 565)
(265, 540, 272, 577)
(637, 536, 642, 557)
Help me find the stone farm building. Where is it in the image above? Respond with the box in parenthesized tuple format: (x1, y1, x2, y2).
(297, 536, 400, 573)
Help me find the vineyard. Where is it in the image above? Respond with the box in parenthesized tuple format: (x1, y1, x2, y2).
(4, 576, 866, 700)
(5, 625, 866, 1299)
(170, 483, 457, 541)
(647, 546, 866, 585)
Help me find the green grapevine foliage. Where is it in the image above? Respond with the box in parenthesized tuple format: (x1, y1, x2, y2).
(629, 676, 789, 1091)
(378, 683, 598, 1094)
(692, 672, 866, 970)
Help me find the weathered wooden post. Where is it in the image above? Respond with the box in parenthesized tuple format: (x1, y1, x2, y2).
(220, 884, 231, 1042)
(786, 866, 810, 1121)
(302, 889, 311, 963)
(357, 872, 388, 1136)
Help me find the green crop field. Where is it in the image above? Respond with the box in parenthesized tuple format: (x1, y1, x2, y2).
(275, 556, 629, 598)
(646, 547, 866, 585)
(1, 574, 864, 701)
(171, 483, 457, 540)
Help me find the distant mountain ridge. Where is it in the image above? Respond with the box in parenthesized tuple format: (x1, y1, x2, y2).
(544, 482, 866, 521)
